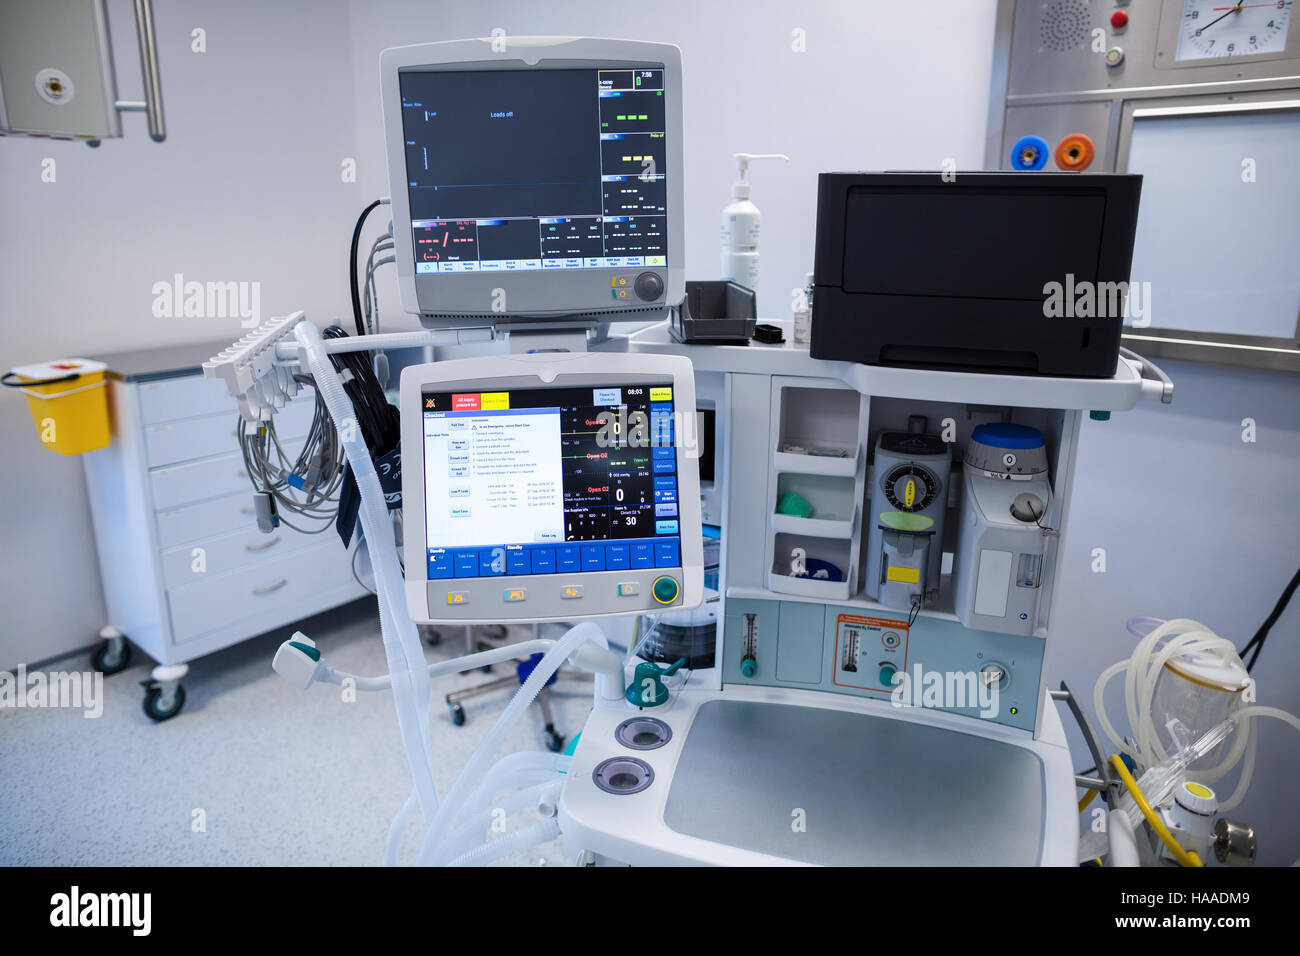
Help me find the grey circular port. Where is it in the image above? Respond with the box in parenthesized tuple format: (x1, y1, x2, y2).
(615, 716, 672, 751)
(592, 756, 655, 795)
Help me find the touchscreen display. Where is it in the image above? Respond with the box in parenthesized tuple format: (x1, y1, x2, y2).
(421, 383, 680, 579)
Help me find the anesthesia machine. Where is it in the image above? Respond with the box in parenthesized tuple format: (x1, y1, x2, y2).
(199, 31, 1297, 867)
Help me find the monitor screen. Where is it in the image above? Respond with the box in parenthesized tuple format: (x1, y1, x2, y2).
(398, 67, 668, 275)
(420, 383, 681, 580)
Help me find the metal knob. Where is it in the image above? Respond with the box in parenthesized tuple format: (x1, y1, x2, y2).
(1212, 818, 1257, 867)
(980, 663, 1008, 690)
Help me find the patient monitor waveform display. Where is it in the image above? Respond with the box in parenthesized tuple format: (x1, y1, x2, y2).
(399, 67, 668, 274)
(421, 383, 681, 580)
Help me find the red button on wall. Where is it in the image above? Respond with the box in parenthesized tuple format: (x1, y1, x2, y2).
(1111, 10, 1128, 29)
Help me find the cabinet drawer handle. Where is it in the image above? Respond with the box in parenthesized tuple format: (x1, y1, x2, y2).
(251, 578, 287, 596)
(245, 537, 280, 553)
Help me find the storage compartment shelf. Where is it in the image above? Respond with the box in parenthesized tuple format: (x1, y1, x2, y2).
(765, 571, 853, 602)
(771, 513, 855, 539)
(773, 448, 858, 478)
(769, 532, 853, 601)
(772, 471, 858, 539)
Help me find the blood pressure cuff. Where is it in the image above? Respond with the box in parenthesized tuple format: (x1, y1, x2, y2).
(336, 441, 402, 549)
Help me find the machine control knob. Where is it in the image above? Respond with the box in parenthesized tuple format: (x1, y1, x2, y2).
(633, 271, 664, 301)
(1110, 10, 1128, 29)
(741, 655, 757, 678)
(651, 575, 679, 605)
(1174, 781, 1218, 816)
(1213, 817, 1257, 867)
(1105, 46, 1125, 67)
(980, 663, 1009, 691)
(878, 663, 898, 687)
(1010, 492, 1045, 523)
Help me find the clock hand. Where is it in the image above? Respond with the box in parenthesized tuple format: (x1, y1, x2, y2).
(1198, 3, 1245, 33)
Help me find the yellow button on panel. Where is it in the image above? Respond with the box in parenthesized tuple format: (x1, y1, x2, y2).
(617, 582, 639, 596)
(561, 585, 584, 599)
(447, 591, 469, 605)
(504, 588, 526, 602)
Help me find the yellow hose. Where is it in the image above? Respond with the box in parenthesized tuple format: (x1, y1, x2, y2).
(1078, 789, 1098, 812)
(1109, 754, 1203, 867)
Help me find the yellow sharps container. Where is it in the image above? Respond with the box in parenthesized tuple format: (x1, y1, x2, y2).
(3, 359, 111, 455)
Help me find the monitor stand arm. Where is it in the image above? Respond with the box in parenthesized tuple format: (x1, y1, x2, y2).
(501, 324, 592, 355)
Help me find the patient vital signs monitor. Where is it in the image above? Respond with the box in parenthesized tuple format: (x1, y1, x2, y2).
(380, 38, 686, 323)
(386, 39, 700, 623)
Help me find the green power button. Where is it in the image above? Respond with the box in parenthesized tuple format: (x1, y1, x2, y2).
(879, 664, 897, 686)
(652, 576, 679, 604)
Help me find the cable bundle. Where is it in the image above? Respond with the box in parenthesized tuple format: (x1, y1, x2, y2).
(237, 375, 345, 533)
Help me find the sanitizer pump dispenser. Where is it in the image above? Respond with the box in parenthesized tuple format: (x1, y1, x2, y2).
(721, 153, 788, 291)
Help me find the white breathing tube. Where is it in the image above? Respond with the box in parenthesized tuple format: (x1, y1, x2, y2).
(415, 621, 608, 866)
(295, 322, 440, 826)
(1094, 617, 1300, 813)
(298, 321, 619, 865)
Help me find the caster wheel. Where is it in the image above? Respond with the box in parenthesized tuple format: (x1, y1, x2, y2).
(91, 638, 131, 675)
(544, 729, 565, 753)
(142, 684, 186, 722)
(449, 703, 466, 727)
(424, 628, 442, 647)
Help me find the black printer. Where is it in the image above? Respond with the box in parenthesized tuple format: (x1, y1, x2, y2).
(810, 171, 1142, 378)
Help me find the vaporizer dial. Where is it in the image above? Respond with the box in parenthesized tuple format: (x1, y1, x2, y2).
(882, 463, 939, 513)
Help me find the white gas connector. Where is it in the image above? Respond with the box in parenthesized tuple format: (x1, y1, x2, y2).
(273, 631, 326, 690)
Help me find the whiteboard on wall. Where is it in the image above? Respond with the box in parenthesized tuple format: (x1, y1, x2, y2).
(1124, 109, 1300, 340)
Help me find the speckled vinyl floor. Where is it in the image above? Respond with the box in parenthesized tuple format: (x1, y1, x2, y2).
(0, 599, 601, 866)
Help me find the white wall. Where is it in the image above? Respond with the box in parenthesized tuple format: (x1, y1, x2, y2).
(0, 0, 362, 669)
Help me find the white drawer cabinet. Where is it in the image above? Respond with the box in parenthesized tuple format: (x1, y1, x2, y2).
(159, 524, 320, 589)
(166, 539, 359, 644)
(155, 491, 256, 549)
(82, 344, 368, 719)
(150, 450, 252, 510)
(144, 398, 315, 468)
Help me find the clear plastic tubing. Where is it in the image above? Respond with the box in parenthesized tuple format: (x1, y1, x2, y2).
(416, 620, 608, 866)
(446, 818, 563, 868)
(433, 778, 564, 866)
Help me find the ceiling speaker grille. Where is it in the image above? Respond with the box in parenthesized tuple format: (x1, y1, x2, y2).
(1040, 0, 1091, 52)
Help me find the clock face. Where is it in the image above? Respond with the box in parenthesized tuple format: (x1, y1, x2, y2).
(1176, 0, 1293, 61)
